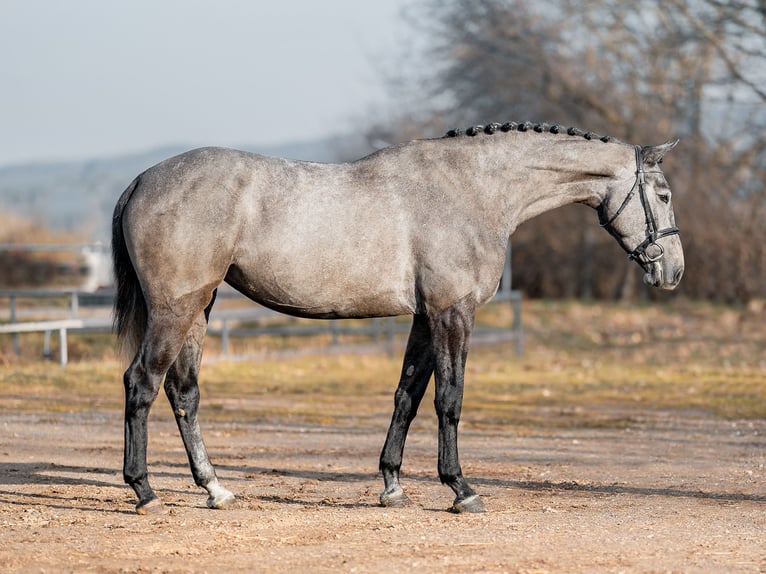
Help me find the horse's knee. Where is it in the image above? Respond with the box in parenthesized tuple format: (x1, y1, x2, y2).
(393, 387, 414, 412)
(434, 393, 461, 423)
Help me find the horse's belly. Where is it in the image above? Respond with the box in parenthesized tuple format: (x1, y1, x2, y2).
(225, 254, 415, 319)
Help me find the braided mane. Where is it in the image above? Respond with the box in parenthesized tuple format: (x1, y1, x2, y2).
(444, 121, 622, 144)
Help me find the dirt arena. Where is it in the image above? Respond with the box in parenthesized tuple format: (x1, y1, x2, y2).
(1, 301, 765, 572)
(1, 405, 764, 573)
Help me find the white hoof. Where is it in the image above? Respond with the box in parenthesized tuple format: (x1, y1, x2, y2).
(206, 485, 236, 509)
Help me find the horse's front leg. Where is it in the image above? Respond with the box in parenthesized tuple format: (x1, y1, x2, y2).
(379, 314, 434, 507)
(430, 299, 485, 513)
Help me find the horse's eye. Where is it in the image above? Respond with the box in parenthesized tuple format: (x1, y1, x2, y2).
(657, 193, 670, 204)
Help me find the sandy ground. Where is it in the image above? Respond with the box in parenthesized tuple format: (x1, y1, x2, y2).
(1, 404, 764, 573)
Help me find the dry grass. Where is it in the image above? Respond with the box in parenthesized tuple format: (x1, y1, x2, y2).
(0, 300, 764, 429)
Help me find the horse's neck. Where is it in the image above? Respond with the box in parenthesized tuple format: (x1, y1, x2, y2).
(425, 135, 632, 234)
(509, 165, 608, 227)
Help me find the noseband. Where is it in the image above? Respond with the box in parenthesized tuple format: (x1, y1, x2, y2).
(598, 146, 680, 264)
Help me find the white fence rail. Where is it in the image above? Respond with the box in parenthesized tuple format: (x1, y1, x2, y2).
(0, 286, 522, 366)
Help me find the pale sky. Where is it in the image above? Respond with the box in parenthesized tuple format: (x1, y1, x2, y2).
(0, 0, 412, 167)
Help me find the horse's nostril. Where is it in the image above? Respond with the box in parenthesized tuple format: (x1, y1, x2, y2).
(673, 267, 684, 284)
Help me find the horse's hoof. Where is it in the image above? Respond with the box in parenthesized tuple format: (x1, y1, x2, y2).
(379, 489, 411, 508)
(450, 494, 485, 514)
(207, 491, 236, 509)
(135, 497, 165, 515)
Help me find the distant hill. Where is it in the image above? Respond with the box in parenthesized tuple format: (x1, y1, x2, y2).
(0, 133, 375, 240)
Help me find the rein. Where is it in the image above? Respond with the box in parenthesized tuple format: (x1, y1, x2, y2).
(598, 146, 680, 264)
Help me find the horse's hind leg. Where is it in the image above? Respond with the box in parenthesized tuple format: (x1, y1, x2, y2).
(123, 309, 197, 514)
(379, 314, 434, 507)
(164, 295, 235, 510)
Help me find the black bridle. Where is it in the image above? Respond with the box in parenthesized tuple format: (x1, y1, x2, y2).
(598, 145, 680, 265)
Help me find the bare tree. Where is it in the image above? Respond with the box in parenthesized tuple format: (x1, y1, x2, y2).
(375, 0, 766, 301)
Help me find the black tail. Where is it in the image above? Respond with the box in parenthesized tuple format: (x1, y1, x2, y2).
(112, 176, 146, 360)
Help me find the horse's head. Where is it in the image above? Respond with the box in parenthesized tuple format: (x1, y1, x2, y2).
(599, 140, 684, 290)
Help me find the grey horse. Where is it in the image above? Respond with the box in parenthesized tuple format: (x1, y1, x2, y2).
(112, 121, 684, 514)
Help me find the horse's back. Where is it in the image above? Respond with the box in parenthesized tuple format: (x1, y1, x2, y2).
(120, 145, 507, 319)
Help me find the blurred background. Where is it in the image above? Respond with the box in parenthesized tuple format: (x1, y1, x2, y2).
(1, 5, 765, 568)
(0, 0, 764, 302)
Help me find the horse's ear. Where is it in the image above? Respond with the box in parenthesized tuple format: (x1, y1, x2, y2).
(641, 139, 680, 165)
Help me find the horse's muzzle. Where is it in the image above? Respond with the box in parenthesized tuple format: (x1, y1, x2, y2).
(644, 264, 684, 290)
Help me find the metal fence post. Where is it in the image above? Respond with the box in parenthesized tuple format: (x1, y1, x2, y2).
(70, 291, 79, 317)
(512, 295, 523, 357)
(10, 294, 20, 355)
(59, 327, 68, 367)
